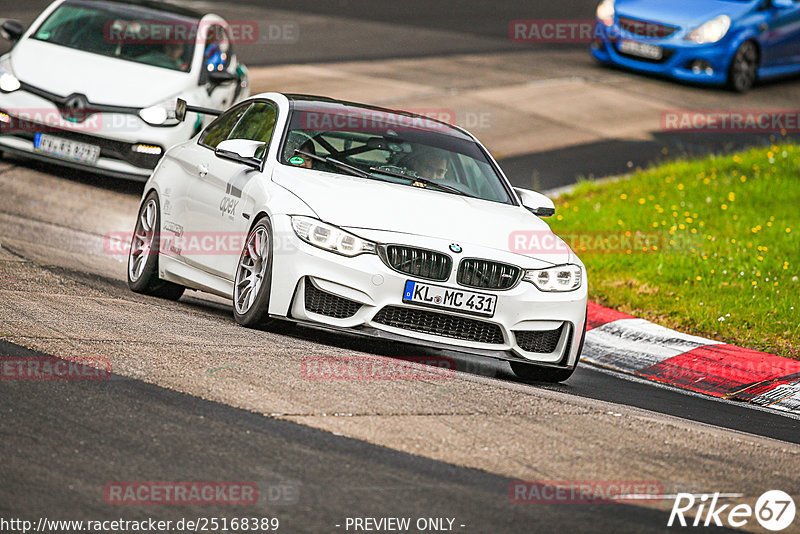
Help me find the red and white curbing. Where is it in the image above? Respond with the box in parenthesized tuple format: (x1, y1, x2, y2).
(582, 302, 800, 414)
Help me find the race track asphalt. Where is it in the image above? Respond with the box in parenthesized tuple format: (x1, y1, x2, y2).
(2, 340, 742, 533)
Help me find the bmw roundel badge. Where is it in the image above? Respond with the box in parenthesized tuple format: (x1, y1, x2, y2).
(449, 244, 462, 253)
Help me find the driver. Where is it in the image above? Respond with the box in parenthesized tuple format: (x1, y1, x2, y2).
(297, 139, 316, 169)
(164, 43, 187, 70)
(406, 150, 448, 180)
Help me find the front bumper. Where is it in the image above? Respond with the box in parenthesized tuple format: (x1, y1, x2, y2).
(0, 88, 195, 181)
(591, 22, 735, 86)
(268, 216, 588, 368)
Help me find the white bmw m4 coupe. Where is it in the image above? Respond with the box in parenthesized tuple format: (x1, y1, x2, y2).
(0, 0, 249, 180)
(127, 93, 588, 382)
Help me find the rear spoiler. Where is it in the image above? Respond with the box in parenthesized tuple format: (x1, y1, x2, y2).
(175, 98, 222, 122)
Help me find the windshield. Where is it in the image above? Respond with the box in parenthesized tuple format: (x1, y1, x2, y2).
(280, 102, 514, 204)
(32, 0, 198, 72)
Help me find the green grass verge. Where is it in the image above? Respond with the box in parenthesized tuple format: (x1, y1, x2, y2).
(549, 144, 799, 359)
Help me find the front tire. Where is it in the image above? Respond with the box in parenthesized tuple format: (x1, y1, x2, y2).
(233, 215, 276, 328)
(127, 192, 185, 300)
(728, 41, 758, 93)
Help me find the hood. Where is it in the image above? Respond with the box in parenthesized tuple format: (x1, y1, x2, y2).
(273, 168, 570, 264)
(10, 39, 191, 107)
(615, 0, 755, 29)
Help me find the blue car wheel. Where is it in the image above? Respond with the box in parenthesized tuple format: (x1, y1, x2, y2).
(728, 41, 759, 93)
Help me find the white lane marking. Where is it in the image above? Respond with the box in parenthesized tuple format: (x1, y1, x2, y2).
(748, 381, 800, 412)
(582, 318, 722, 374)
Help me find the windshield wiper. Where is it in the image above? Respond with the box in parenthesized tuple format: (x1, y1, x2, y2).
(294, 149, 369, 178)
(368, 167, 475, 198)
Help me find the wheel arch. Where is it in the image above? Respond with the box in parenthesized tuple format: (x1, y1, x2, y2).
(726, 33, 762, 72)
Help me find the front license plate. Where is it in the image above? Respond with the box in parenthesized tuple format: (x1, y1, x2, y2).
(403, 280, 497, 318)
(618, 39, 663, 60)
(34, 133, 100, 165)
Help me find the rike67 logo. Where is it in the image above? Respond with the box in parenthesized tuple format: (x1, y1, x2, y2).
(669, 490, 796, 531)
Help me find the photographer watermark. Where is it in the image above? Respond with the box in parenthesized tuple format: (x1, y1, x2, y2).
(509, 230, 669, 256)
(1, 356, 111, 381)
(661, 110, 800, 134)
(668, 490, 796, 531)
(509, 480, 665, 504)
(104, 480, 298, 506)
(301, 356, 456, 381)
(509, 19, 672, 43)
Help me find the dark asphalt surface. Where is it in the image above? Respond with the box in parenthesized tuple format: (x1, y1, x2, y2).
(1, 340, 730, 534)
(500, 131, 800, 191)
(224, 0, 599, 43)
(266, 324, 800, 446)
(1, 0, 599, 55)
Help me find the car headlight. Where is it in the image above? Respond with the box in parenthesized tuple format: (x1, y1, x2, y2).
(0, 57, 20, 93)
(523, 264, 583, 292)
(686, 15, 731, 44)
(291, 216, 377, 257)
(596, 0, 615, 27)
(138, 97, 180, 126)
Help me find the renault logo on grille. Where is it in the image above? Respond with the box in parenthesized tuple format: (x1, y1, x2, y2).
(60, 93, 91, 122)
(449, 244, 462, 253)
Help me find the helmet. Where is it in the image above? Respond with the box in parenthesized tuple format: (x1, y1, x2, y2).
(204, 43, 225, 72)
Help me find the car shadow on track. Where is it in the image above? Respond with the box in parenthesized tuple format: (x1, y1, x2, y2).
(179, 291, 563, 388)
(0, 151, 145, 196)
(593, 60, 800, 93)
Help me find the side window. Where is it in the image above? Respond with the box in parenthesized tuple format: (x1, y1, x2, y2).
(202, 24, 232, 75)
(228, 102, 279, 157)
(199, 103, 248, 150)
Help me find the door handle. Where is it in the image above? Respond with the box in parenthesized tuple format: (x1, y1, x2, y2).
(197, 163, 208, 177)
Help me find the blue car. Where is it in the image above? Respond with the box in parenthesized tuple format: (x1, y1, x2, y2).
(591, 0, 800, 92)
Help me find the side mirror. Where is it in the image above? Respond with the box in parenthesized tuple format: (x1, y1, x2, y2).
(175, 98, 187, 122)
(208, 70, 237, 85)
(215, 139, 265, 171)
(0, 20, 25, 42)
(772, 0, 794, 8)
(515, 187, 556, 217)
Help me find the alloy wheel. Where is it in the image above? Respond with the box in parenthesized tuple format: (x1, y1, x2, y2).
(234, 225, 270, 315)
(128, 198, 157, 283)
(731, 42, 758, 93)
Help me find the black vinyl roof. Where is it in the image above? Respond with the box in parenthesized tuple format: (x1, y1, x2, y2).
(284, 93, 468, 139)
